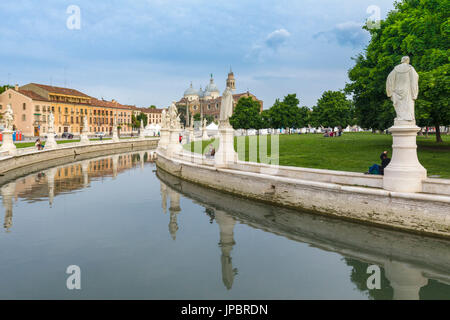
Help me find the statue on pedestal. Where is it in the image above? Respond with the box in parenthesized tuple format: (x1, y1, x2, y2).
(219, 87, 234, 128)
(4, 104, 14, 131)
(383, 56, 426, 193)
(168, 102, 181, 130)
(386, 56, 419, 124)
(83, 116, 88, 133)
(48, 112, 55, 133)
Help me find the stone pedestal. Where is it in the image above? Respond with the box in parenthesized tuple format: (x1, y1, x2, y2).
(80, 133, 90, 145)
(167, 128, 183, 156)
(139, 129, 145, 140)
(215, 126, 237, 168)
(383, 122, 427, 193)
(45, 131, 58, 149)
(0, 130, 17, 156)
(384, 261, 428, 300)
(158, 128, 170, 149)
(112, 127, 119, 142)
(189, 128, 195, 144)
(202, 128, 209, 140)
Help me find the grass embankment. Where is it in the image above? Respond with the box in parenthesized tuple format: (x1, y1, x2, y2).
(12, 138, 115, 149)
(185, 132, 450, 178)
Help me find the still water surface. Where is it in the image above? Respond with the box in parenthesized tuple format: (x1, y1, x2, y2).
(0, 150, 449, 299)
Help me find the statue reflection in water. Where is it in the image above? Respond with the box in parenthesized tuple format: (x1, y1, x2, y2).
(159, 180, 238, 290)
(156, 172, 450, 299)
(1, 182, 15, 232)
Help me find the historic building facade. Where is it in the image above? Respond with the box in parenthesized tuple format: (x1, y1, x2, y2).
(176, 71, 263, 123)
(0, 83, 162, 137)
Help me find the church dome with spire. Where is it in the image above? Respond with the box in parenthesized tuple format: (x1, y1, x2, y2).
(184, 82, 199, 97)
(204, 74, 220, 99)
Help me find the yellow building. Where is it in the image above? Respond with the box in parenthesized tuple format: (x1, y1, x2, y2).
(0, 83, 135, 137)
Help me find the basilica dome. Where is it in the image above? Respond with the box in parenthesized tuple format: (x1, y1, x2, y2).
(205, 76, 220, 94)
(184, 82, 199, 97)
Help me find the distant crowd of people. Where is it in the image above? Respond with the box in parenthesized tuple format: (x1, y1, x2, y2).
(323, 126, 343, 137)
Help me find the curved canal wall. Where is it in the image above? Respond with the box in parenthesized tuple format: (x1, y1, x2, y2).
(156, 149, 450, 239)
(0, 139, 159, 179)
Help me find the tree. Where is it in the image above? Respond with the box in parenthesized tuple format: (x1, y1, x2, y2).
(149, 105, 157, 109)
(0, 85, 13, 94)
(229, 97, 262, 130)
(311, 90, 353, 128)
(346, 0, 450, 142)
(267, 94, 305, 131)
(131, 113, 148, 129)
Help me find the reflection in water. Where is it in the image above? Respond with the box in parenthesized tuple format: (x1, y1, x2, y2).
(216, 210, 238, 290)
(1, 182, 14, 232)
(0, 150, 448, 299)
(157, 169, 450, 299)
(0, 151, 157, 232)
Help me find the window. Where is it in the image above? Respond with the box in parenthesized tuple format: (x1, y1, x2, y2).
(23, 103, 26, 110)
(22, 114, 26, 121)
(35, 105, 40, 112)
(0, 104, 2, 110)
(52, 106, 55, 112)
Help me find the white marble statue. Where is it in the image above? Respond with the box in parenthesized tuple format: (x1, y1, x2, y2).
(48, 112, 55, 132)
(4, 104, 14, 131)
(83, 115, 88, 132)
(220, 86, 234, 126)
(386, 56, 419, 123)
(161, 109, 167, 129)
(168, 102, 181, 129)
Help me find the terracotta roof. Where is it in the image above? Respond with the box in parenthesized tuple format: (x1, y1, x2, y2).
(18, 90, 49, 101)
(29, 83, 91, 98)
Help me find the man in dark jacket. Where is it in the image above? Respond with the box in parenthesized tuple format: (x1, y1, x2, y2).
(380, 151, 391, 175)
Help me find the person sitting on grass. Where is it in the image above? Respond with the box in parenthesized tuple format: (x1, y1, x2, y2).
(35, 138, 44, 150)
(380, 151, 391, 175)
(206, 145, 216, 159)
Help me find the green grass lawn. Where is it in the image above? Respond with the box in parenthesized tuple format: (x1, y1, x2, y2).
(185, 132, 450, 178)
(11, 138, 113, 148)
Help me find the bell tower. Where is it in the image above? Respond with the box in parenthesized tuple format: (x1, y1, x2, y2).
(226, 67, 236, 91)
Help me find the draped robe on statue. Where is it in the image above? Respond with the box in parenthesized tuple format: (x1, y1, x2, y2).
(386, 62, 419, 122)
(220, 87, 234, 124)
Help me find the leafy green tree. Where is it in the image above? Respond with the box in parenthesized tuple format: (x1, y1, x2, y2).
(131, 113, 148, 129)
(297, 106, 311, 128)
(193, 113, 201, 122)
(230, 97, 262, 130)
(260, 109, 272, 128)
(346, 0, 450, 142)
(204, 114, 215, 125)
(176, 105, 187, 127)
(311, 90, 353, 128)
(267, 94, 302, 131)
(0, 85, 13, 94)
(149, 105, 157, 109)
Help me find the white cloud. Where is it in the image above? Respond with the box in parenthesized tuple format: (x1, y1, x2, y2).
(265, 28, 291, 49)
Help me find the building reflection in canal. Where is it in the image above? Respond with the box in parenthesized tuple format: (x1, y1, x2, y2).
(0, 151, 157, 232)
(0, 150, 449, 299)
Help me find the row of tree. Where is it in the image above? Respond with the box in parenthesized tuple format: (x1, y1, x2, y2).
(231, 0, 449, 143)
(230, 91, 355, 132)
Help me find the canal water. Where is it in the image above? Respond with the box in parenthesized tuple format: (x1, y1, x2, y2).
(0, 149, 449, 300)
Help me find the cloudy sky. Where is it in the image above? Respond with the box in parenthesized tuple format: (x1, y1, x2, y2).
(0, 0, 395, 108)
